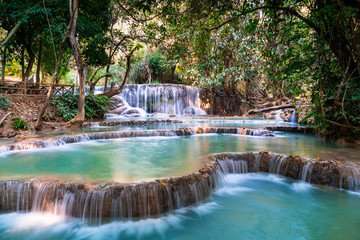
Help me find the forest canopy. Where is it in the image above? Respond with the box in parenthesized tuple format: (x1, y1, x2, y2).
(0, 0, 359, 140)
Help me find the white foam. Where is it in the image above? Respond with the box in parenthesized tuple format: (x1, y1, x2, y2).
(291, 182, 315, 192)
(223, 173, 286, 185)
(187, 202, 219, 216)
(215, 186, 253, 196)
(0, 212, 66, 231)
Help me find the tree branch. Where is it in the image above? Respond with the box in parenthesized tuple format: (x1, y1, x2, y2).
(115, 0, 173, 23)
(97, 44, 141, 98)
(0, 20, 22, 48)
(35, 4, 75, 130)
(208, 5, 320, 34)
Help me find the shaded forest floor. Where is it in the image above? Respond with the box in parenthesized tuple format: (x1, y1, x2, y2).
(0, 96, 66, 138)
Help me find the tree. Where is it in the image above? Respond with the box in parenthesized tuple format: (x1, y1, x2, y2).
(35, 5, 74, 130)
(0, 0, 72, 84)
(159, 0, 360, 141)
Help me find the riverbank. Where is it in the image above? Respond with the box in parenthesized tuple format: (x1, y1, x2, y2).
(0, 95, 68, 138)
(1, 94, 359, 147)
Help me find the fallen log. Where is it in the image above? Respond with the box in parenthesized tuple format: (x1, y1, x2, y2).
(246, 104, 296, 114)
(0, 112, 12, 126)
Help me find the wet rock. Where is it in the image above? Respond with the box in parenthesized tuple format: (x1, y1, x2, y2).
(297, 104, 314, 124)
(280, 109, 294, 122)
(212, 152, 360, 191)
(264, 112, 274, 119)
(266, 126, 315, 134)
(109, 106, 128, 115)
(125, 109, 142, 115)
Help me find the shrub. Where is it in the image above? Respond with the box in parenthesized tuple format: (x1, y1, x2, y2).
(52, 91, 113, 121)
(0, 94, 13, 110)
(148, 50, 166, 76)
(52, 91, 78, 121)
(84, 93, 113, 119)
(129, 50, 177, 84)
(12, 117, 28, 130)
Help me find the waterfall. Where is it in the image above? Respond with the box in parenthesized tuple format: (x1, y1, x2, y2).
(1, 152, 360, 223)
(269, 155, 287, 175)
(273, 110, 283, 121)
(106, 84, 207, 116)
(217, 159, 248, 174)
(0, 172, 217, 223)
(290, 110, 297, 123)
(301, 161, 313, 182)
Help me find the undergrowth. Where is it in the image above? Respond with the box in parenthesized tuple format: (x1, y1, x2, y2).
(12, 117, 28, 130)
(51, 91, 113, 121)
(0, 94, 13, 110)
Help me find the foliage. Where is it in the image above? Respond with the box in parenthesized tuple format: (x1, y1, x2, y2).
(51, 91, 113, 121)
(148, 50, 166, 76)
(129, 50, 176, 84)
(0, 0, 111, 82)
(0, 94, 13, 110)
(1, 0, 359, 140)
(12, 117, 27, 130)
(84, 93, 113, 119)
(158, 0, 360, 140)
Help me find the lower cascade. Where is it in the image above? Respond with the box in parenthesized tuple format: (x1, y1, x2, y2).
(0, 127, 274, 154)
(0, 152, 359, 223)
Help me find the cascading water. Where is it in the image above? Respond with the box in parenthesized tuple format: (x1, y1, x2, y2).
(268, 155, 287, 174)
(290, 110, 297, 123)
(301, 160, 313, 182)
(103, 84, 207, 117)
(0, 127, 275, 154)
(273, 110, 283, 121)
(1, 152, 360, 225)
(120, 84, 206, 115)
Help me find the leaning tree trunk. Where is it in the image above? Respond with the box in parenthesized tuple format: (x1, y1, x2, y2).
(0, 20, 22, 48)
(35, 7, 74, 130)
(104, 64, 110, 93)
(68, 0, 86, 127)
(89, 74, 110, 94)
(97, 45, 140, 98)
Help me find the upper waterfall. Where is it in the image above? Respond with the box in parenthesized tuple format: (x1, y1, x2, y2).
(95, 84, 207, 117)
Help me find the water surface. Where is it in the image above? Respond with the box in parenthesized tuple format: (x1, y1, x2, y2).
(1, 133, 359, 182)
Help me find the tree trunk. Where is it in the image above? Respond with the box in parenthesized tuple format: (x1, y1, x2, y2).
(0, 20, 22, 48)
(0, 112, 12, 126)
(36, 38, 43, 84)
(89, 74, 111, 94)
(146, 60, 152, 84)
(97, 55, 132, 98)
(68, 0, 86, 127)
(1, 48, 6, 81)
(97, 44, 140, 98)
(246, 104, 296, 115)
(35, 5, 74, 130)
(21, 48, 25, 82)
(104, 64, 110, 93)
(24, 47, 35, 82)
